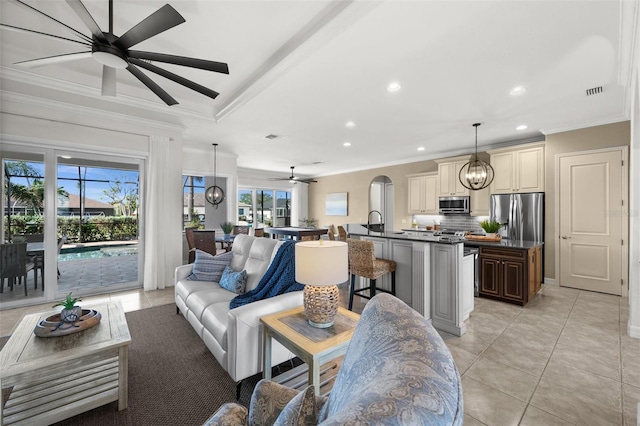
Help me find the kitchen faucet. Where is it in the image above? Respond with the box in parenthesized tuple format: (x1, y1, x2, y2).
(367, 210, 383, 234)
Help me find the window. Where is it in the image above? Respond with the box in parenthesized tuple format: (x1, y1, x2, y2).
(237, 188, 291, 227)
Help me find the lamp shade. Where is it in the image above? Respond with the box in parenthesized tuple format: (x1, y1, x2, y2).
(295, 241, 348, 286)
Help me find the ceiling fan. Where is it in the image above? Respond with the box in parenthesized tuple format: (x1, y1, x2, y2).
(1, 0, 229, 106)
(269, 167, 317, 184)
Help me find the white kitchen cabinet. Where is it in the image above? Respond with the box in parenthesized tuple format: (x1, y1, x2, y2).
(462, 252, 475, 321)
(488, 143, 545, 194)
(436, 157, 471, 197)
(470, 185, 489, 216)
(407, 172, 438, 214)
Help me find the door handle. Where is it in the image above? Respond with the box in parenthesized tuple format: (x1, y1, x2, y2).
(561, 236, 571, 239)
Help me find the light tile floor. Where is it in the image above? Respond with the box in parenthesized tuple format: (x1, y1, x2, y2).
(346, 283, 639, 426)
(1, 283, 638, 425)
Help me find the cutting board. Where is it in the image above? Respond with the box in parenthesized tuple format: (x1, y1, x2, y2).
(465, 234, 502, 242)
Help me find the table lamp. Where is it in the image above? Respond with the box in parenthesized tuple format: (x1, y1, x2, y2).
(295, 240, 348, 328)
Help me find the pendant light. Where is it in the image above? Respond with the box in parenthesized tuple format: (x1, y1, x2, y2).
(459, 123, 494, 190)
(205, 143, 225, 208)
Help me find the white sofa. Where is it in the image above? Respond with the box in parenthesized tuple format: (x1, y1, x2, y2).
(174, 234, 303, 383)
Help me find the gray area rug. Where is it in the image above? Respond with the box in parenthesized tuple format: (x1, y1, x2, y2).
(1, 304, 255, 425)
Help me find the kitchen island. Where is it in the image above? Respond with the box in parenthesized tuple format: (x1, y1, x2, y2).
(464, 239, 543, 306)
(346, 225, 472, 336)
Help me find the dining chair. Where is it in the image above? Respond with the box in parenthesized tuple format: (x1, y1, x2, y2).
(253, 228, 265, 237)
(327, 225, 336, 240)
(193, 230, 217, 256)
(185, 226, 198, 263)
(337, 226, 348, 242)
(0, 242, 35, 296)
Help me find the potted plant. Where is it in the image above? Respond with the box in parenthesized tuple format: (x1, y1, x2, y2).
(479, 220, 502, 237)
(220, 221, 234, 236)
(53, 292, 83, 323)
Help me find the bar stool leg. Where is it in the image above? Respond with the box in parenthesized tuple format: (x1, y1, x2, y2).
(391, 271, 396, 296)
(370, 279, 377, 298)
(349, 274, 356, 311)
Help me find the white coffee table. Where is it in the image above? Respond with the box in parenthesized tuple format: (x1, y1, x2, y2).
(0, 302, 131, 425)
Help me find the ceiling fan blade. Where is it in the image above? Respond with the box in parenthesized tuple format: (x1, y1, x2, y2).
(102, 65, 116, 96)
(15, 51, 92, 69)
(65, 0, 108, 43)
(126, 64, 178, 106)
(128, 58, 220, 99)
(116, 4, 185, 50)
(128, 51, 229, 74)
(0, 23, 91, 46)
(10, 0, 91, 43)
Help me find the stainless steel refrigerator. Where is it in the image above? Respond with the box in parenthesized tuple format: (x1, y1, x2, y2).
(490, 192, 544, 242)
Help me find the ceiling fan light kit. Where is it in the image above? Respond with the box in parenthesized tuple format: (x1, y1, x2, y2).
(4, 0, 229, 106)
(459, 123, 494, 191)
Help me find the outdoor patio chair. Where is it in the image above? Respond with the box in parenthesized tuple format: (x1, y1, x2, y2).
(1, 242, 35, 296)
(232, 225, 250, 235)
(25, 233, 44, 288)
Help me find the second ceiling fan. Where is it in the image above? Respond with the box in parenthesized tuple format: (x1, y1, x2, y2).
(2, 0, 229, 106)
(269, 167, 317, 184)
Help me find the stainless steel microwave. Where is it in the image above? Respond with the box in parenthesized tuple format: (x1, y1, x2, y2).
(438, 196, 470, 215)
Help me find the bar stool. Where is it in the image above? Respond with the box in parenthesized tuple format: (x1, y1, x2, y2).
(347, 238, 396, 311)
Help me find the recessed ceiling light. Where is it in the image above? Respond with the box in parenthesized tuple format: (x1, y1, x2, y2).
(387, 82, 402, 92)
(516, 124, 528, 130)
(345, 121, 356, 128)
(510, 86, 527, 96)
(417, 147, 425, 151)
(343, 142, 351, 147)
(59, 155, 72, 159)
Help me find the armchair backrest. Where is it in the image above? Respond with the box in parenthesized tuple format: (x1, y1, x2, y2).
(318, 293, 463, 425)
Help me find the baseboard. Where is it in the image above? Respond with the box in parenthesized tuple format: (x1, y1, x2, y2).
(544, 278, 556, 285)
(628, 323, 640, 339)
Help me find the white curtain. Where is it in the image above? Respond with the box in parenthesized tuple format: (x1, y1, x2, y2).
(144, 136, 183, 290)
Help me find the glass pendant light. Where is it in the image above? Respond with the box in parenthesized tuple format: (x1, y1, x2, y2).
(205, 143, 225, 208)
(459, 123, 494, 190)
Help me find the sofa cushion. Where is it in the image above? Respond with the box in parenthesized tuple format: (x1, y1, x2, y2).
(186, 287, 236, 321)
(219, 266, 248, 294)
(201, 301, 233, 351)
(243, 237, 280, 292)
(187, 250, 233, 282)
(274, 385, 317, 426)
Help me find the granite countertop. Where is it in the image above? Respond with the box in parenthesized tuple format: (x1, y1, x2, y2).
(346, 229, 464, 245)
(463, 239, 543, 250)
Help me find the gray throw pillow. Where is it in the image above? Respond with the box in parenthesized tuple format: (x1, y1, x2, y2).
(187, 250, 233, 282)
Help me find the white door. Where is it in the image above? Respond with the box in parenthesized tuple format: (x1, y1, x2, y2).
(558, 149, 625, 295)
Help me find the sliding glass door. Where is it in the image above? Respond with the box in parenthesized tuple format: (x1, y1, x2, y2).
(1, 144, 144, 309)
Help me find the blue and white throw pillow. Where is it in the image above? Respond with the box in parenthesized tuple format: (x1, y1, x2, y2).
(219, 266, 248, 294)
(187, 250, 233, 282)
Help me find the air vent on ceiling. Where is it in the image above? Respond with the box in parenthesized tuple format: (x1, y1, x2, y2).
(265, 134, 280, 140)
(586, 86, 603, 96)
(312, 161, 323, 165)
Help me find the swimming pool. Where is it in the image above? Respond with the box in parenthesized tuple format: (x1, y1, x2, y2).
(59, 245, 138, 261)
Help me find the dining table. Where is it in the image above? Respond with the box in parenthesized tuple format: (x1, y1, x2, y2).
(265, 227, 328, 240)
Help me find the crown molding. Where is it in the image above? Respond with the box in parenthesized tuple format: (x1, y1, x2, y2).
(0, 66, 215, 122)
(0, 90, 186, 136)
(540, 115, 629, 135)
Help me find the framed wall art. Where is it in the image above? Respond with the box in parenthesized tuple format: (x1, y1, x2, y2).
(326, 192, 348, 216)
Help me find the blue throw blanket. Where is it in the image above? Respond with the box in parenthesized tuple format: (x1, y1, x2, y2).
(229, 240, 304, 309)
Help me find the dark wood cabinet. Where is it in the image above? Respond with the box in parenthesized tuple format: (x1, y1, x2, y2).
(479, 245, 541, 306)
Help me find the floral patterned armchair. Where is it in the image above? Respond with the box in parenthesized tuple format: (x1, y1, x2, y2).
(204, 293, 463, 425)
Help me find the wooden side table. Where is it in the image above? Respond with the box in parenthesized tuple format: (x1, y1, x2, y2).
(260, 306, 359, 395)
